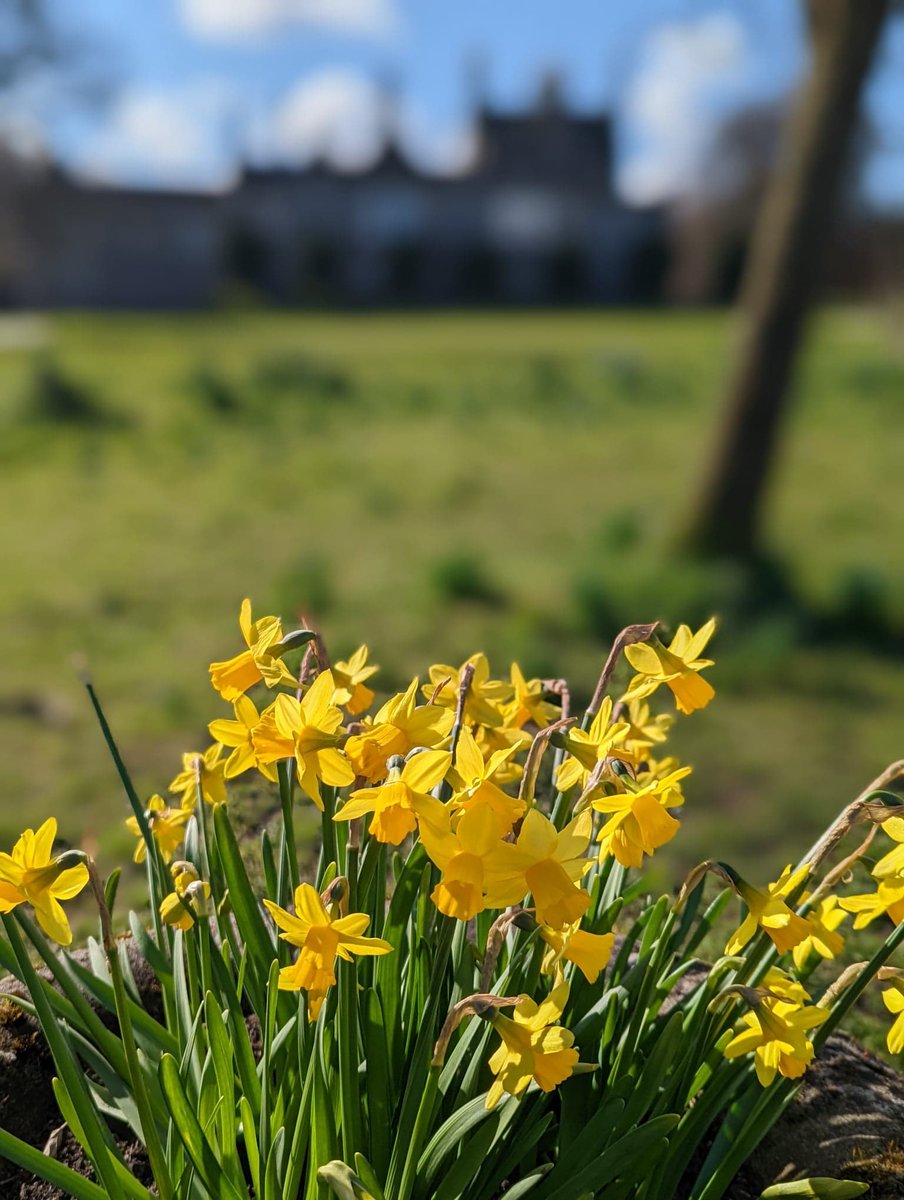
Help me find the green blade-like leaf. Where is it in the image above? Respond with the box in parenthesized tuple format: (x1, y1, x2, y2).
(0, 1125, 110, 1200)
(158, 1052, 248, 1200)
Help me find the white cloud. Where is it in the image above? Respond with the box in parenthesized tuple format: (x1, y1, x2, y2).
(256, 70, 386, 170)
(250, 69, 475, 176)
(620, 13, 754, 205)
(74, 81, 238, 190)
(69, 68, 474, 190)
(179, 0, 398, 41)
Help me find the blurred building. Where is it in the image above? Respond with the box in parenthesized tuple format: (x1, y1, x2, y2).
(0, 78, 667, 310)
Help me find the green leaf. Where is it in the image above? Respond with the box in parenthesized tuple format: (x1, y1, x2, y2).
(128, 911, 172, 978)
(430, 1113, 499, 1200)
(0, 1125, 110, 1200)
(496, 1166, 554, 1200)
(536, 1113, 678, 1200)
(363, 988, 391, 1178)
(158, 1052, 248, 1200)
(353, 1154, 387, 1200)
(759, 1183, 869, 1199)
(213, 802, 275, 1002)
(417, 1093, 493, 1187)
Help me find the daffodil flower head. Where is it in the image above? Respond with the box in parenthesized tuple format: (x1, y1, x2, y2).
(168, 744, 228, 810)
(879, 971, 904, 1054)
(484, 808, 592, 931)
(839, 875, 904, 929)
(539, 921, 615, 984)
(208, 696, 277, 782)
(344, 678, 453, 782)
(723, 968, 828, 1086)
(791, 893, 847, 970)
(724, 863, 811, 956)
(331, 645, 379, 716)
(0, 818, 89, 945)
(159, 861, 211, 932)
(622, 618, 716, 715)
(253, 674, 354, 807)
(448, 727, 526, 836)
(263, 882, 391, 1020)
(503, 663, 560, 730)
(208, 598, 298, 702)
(555, 697, 631, 794)
(417, 798, 505, 921)
(485, 980, 580, 1109)
(125, 794, 191, 864)
(424, 653, 512, 729)
(592, 765, 690, 868)
(334, 748, 451, 844)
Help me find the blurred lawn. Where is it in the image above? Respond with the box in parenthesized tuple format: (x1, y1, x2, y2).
(0, 307, 901, 891)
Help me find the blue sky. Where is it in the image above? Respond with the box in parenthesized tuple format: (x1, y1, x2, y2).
(9, 0, 904, 209)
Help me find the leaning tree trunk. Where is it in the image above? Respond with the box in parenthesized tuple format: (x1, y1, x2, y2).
(682, 0, 889, 560)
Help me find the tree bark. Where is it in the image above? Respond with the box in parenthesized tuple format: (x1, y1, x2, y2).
(682, 0, 889, 560)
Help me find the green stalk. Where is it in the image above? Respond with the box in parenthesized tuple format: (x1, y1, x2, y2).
(395, 1065, 440, 1200)
(319, 786, 338, 887)
(88, 865, 175, 1200)
(278, 759, 300, 898)
(386, 917, 456, 1198)
(84, 679, 169, 902)
(3, 913, 128, 1200)
(337, 957, 363, 1161)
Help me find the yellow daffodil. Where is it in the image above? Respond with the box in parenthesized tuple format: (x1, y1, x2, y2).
(622, 618, 716, 715)
(555, 698, 631, 794)
(592, 765, 690, 868)
(448, 727, 525, 836)
(484, 809, 592, 931)
(334, 749, 451, 844)
(486, 980, 580, 1109)
(871, 815, 904, 880)
(725, 864, 810, 956)
(126, 795, 191, 864)
(343, 678, 452, 783)
(159, 862, 210, 932)
(791, 894, 847, 970)
(208, 695, 277, 782)
(723, 968, 828, 1086)
(503, 664, 559, 730)
(331, 645, 379, 716)
(622, 698, 674, 756)
(540, 921, 615, 984)
(417, 799, 506, 920)
(0, 818, 89, 946)
(253, 673, 354, 807)
(169, 744, 228, 809)
(208, 598, 297, 702)
(840, 875, 904, 929)
(881, 976, 904, 1055)
(263, 882, 391, 1019)
(425, 653, 512, 728)
(474, 722, 530, 785)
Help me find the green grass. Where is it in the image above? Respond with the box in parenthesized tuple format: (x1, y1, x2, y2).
(0, 307, 902, 891)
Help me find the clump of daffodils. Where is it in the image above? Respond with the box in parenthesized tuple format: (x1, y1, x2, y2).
(0, 601, 899, 1200)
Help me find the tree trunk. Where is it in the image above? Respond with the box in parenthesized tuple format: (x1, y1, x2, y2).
(682, 0, 889, 560)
